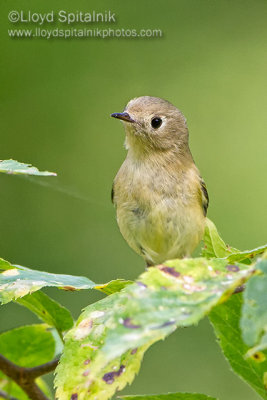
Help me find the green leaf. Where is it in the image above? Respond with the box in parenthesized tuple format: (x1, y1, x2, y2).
(209, 294, 267, 399)
(201, 219, 236, 258)
(226, 245, 267, 264)
(55, 291, 156, 400)
(0, 324, 56, 367)
(16, 291, 74, 332)
(202, 219, 266, 264)
(0, 258, 131, 304)
(241, 257, 267, 355)
(120, 394, 218, 400)
(0, 259, 13, 271)
(55, 257, 253, 400)
(95, 279, 133, 295)
(0, 263, 96, 304)
(0, 159, 56, 176)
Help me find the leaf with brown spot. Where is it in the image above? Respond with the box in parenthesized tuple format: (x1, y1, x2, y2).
(62, 286, 77, 291)
(0, 263, 95, 304)
(226, 265, 240, 272)
(227, 245, 267, 264)
(0, 258, 131, 304)
(95, 279, 133, 295)
(55, 292, 154, 400)
(160, 266, 180, 278)
(55, 257, 253, 400)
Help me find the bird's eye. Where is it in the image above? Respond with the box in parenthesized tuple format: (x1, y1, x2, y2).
(151, 117, 162, 129)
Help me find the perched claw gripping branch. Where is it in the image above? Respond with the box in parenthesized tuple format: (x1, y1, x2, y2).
(1, 160, 267, 400)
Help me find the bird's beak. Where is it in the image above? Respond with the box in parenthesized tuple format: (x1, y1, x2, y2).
(111, 112, 135, 123)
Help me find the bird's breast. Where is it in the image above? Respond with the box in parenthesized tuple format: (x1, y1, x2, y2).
(113, 157, 198, 209)
(113, 158, 205, 263)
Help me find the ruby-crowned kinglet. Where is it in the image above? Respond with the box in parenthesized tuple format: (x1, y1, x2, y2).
(111, 96, 209, 266)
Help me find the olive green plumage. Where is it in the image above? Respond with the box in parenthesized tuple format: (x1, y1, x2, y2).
(111, 96, 208, 266)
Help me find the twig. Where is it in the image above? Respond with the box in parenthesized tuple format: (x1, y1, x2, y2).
(0, 354, 59, 400)
(27, 358, 59, 379)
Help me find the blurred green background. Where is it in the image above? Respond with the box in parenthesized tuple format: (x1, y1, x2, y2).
(0, 0, 267, 399)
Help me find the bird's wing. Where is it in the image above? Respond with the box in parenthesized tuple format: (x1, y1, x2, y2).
(200, 177, 209, 216)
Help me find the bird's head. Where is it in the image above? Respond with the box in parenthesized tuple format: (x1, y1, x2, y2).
(111, 96, 189, 154)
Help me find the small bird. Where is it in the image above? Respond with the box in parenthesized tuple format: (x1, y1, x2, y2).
(111, 96, 209, 266)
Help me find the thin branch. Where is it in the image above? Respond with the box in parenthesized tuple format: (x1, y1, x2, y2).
(0, 354, 59, 400)
(27, 358, 59, 379)
(0, 354, 21, 383)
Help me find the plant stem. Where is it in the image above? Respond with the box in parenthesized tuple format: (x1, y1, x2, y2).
(0, 354, 59, 400)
